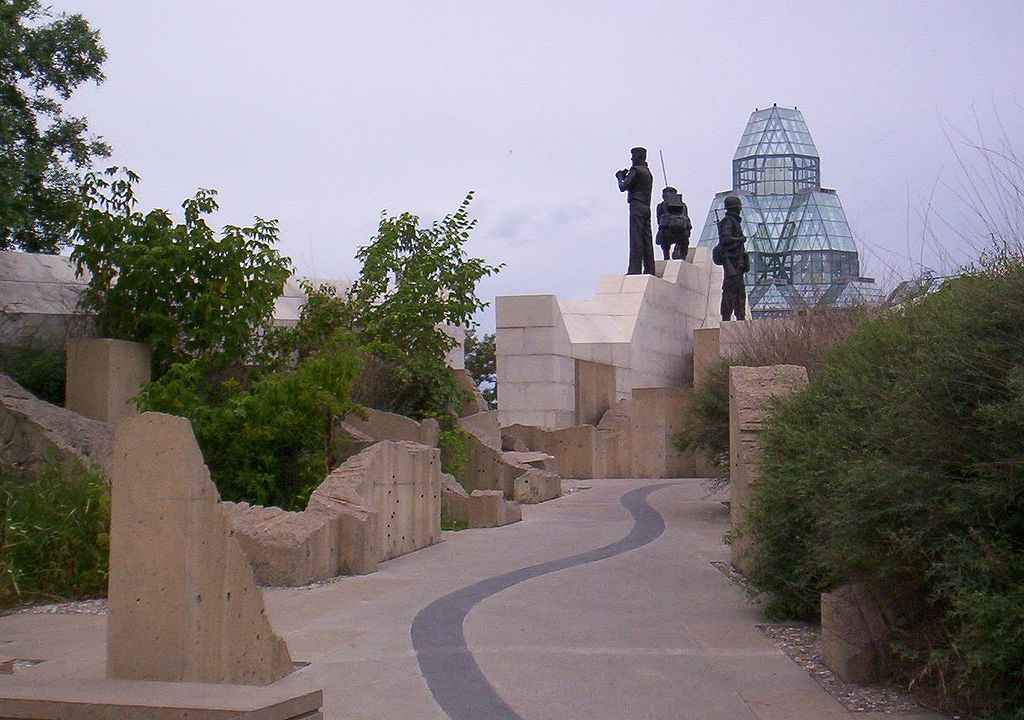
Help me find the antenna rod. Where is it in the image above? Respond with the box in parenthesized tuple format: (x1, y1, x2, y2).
(659, 150, 669, 187)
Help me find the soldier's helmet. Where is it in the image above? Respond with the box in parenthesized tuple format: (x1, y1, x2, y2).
(724, 195, 742, 210)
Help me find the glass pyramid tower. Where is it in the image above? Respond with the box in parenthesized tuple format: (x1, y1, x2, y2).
(697, 105, 881, 317)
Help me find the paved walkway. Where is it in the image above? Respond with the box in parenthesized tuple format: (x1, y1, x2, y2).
(0, 478, 942, 719)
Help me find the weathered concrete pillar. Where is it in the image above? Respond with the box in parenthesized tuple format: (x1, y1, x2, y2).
(65, 338, 150, 427)
(107, 412, 293, 685)
(728, 365, 808, 573)
(691, 327, 721, 390)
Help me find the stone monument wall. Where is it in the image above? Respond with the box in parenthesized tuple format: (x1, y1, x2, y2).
(496, 252, 722, 429)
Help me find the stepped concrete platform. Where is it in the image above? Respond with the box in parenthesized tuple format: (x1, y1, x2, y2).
(0, 479, 943, 720)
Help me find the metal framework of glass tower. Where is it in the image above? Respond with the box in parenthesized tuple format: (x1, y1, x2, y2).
(697, 105, 881, 316)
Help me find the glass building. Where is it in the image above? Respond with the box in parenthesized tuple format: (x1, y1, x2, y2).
(697, 105, 881, 317)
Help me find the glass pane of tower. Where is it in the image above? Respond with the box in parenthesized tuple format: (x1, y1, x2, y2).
(699, 105, 879, 316)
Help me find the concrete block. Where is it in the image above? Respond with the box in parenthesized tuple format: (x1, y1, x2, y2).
(453, 369, 488, 417)
(223, 503, 341, 586)
(821, 583, 889, 684)
(467, 490, 522, 528)
(575, 359, 616, 427)
(692, 327, 721, 390)
(501, 424, 597, 479)
(457, 410, 501, 450)
(496, 327, 526, 356)
(521, 326, 571, 355)
(728, 365, 809, 573)
(107, 412, 292, 685)
(513, 468, 561, 504)
(455, 430, 528, 498)
(629, 387, 695, 479)
(0, 374, 113, 479)
(65, 338, 150, 428)
(496, 294, 559, 328)
(343, 407, 439, 447)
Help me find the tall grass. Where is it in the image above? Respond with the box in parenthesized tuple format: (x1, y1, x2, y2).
(0, 464, 110, 607)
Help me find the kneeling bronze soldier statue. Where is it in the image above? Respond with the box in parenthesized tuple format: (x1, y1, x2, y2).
(713, 195, 750, 321)
(656, 186, 692, 260)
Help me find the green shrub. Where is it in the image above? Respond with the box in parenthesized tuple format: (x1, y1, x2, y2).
(673, 357, 732, 483)
(744, 258, 1024, 716)
(141, 330, 361, 510)
(674, 310, 872, 486)
(0, 464, 110, 606)
(438, 427, 470, 478)
(0, 343, 66, 405)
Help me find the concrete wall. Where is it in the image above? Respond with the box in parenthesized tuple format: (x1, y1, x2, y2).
(65, 338, 150, 428)
(496, 251, 722, 429)
(107, 413, 292, 685)
(728, 365, 808, 573)
(0, 374, 113, 479)
(344, 407, 440, 447)
(575, 359, 616, 427)
(495, 294, 577, 429)
(228, 440, 442, 586)
(502, 424, 598, 479)
(629, 387, 694, 479)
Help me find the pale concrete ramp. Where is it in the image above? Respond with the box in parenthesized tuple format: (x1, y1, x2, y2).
(0, 479, 943, 719)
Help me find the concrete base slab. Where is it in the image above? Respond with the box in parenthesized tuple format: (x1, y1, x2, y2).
(0, 675, 321, 719)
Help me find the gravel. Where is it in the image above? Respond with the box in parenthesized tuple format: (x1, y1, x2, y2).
(711, 561, 959, 717)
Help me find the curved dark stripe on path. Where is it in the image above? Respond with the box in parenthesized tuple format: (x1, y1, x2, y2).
(411, 482, 676, 720)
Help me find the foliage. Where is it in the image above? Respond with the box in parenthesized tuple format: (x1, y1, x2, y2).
(464, 329, 496, 408)
(673, 357, 732, 485)
(440, 516, 468, 532)
(438, 427, 470, 478)
(0, 342, 65, 404)
(71, 168, 291, 376)
(0, 1, 109, 253)
(744, 257, 1024, 716)
(673, 310, 872, 486)
(346, 192, 501, 418)
(0, 463, 109, 606)
(141, 329, 362, 510)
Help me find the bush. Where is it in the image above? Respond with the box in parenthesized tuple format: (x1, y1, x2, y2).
(744, 257, 1024, 716)
(0, 464, 110, 606)
(673, 357, 732, 484)
(0, 343, 65, 405)
(141, 330, 361, 510)
(674, 309, 871, 484)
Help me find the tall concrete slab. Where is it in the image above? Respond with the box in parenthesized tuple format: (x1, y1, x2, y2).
(107, 412, 293, 685)
(728, 365, 808, 573)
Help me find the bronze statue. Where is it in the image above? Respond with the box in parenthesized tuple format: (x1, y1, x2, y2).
(713, 195, 750, 321)
(656, 186, 692, 260)
(616, 147, 655, 275)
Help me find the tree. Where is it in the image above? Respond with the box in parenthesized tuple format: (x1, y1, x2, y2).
(464, 328, 496, 408)
(347, 192, 502, 418)
(1, 1, 109, 253)
(71, 168, 292, 375)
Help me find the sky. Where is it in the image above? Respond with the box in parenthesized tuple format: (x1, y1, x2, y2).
(49, 0, 1024, 332)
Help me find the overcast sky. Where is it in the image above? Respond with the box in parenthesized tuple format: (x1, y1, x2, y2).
(51, 0, 1024, 331)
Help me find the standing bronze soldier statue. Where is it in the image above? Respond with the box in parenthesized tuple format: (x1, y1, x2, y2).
(616, 147, 655, 275)
(655, 186, 692, 260)
(713, 195, 750, 321)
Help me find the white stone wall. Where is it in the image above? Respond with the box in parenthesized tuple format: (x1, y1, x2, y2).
(496, 248, 723, 429)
